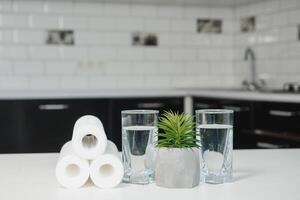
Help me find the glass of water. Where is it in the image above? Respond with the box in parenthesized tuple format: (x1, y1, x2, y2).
(196, 109, 233, 184)
(122, 110, 159, 184)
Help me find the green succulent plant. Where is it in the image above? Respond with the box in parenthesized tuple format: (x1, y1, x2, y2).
(155, 111, 200, 148)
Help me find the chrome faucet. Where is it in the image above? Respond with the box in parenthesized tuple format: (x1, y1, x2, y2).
(243, 47, 265, 90)
(244, 47, 256, 84)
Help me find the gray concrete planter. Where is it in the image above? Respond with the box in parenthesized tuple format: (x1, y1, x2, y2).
(155, 147, 200, 188)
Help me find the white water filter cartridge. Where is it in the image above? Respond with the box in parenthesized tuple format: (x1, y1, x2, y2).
(90, 140, 124, 189)
(55, 141, 90, 188)
(72, 115, 107, 160)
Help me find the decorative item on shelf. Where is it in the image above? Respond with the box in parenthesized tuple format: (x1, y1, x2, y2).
(155, 111, 200, 188)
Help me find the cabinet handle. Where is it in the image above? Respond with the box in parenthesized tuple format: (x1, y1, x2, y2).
(194, 103, 211, 109)
(137, 103, 164, 109)
(222, 105, 250, 112)
(256, 142, 282, 149)
(38, 104, 69, 111)
(268, 110, 296, 117)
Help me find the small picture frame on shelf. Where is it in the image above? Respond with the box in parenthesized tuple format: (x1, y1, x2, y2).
(240, 16, 256, 33)
(197, 19, 222, 34)
(132, 32, 158, 47)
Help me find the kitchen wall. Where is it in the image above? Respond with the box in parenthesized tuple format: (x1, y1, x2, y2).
(233, 0, 300, 88)
(0, 0, 235, 91)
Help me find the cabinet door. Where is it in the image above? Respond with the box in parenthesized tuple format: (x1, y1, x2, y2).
(110, 98, 184, 150)
(252, 101, 300, 148)
(0, 101, 23, 153)
(3, 99, 109, 153)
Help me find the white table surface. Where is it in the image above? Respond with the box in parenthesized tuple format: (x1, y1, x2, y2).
(0, 149, 299, 200)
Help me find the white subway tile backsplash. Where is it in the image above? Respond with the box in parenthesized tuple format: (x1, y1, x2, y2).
(0, 14, 28, 28)
(144, 76, 171, 88)
(103, 3, 130, 16)
(279, 0, 300, 10)
(288, 9, 300, 25)
(89, 47, 117, 60)
(105, 61, 132, 75)
(12, 1, 43, 13)
(73, 2, 103, 15)
(185, 61, 210, 75)
(273, 12, 289, 27)
(0, 76, 29, 89)
(130, 5, 157, 17)
(183, 34, 211, 46)
(211, 8, 233, 19)
(76, 31, 106, 45)
(14, 30, 45, 44)
(29, 46, 60, 59)
(105, 32, 131, 46)
(43, 1, 73, 14)
(278, 26, 297, 42)
(117, 76, 145, 88)
(157, 6, 183, 18)
(182, 7, 209, 18)
(31, 15, 59, 29)
(210, 35, 232, 46)
(170, 75, 197, 88)
(131, 62, 159, 75)
(171, 19, 194, 32)
(116, 17, 144, 31)
(89, 76, 118, 89)
(159, 33, 184, 46)
(4, 46, 28, 59)
(61, 76, 89, 89)
(117, 47, 144, 61)
(29, 76, 60, 90)
(0, 60, 13, 75)
(61, 16, 88, 29)
(0, 1, 12, 11)
(158, 62, 184, 75)
(13, 61, 44, 75)
(144, 48, 170, 61)
(171, 48, 197, 61)
(144, 19, 170, 32)
(88, 17, 116, 30)
(0, 0, 250, 91)
(0, 29, 13, 43)
(45, 61, 77, 75)
(61, 46, 88, 59)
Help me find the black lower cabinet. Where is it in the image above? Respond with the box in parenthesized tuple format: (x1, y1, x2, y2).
(0, 99, 109, 153)
(110, 98, 184, 150)
(2, 96, 300, 153)
(0, 101, 24, 153)
(253, 101, 300, 148)
(193, 97, 300, 149)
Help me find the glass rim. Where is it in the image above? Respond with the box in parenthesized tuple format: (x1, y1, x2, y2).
(121, 109, 159, 114)
(195, 109, 234, 114)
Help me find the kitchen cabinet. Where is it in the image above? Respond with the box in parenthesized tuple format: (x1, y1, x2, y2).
(0, 97, 183, 153)
(252, 101, 300, 148)
(0, 99, 110, 153)
(0, 100, 24, 153)
(193, 97, 300, 149)
(1, 95, 300, 153)
(110, 97, 184, 150)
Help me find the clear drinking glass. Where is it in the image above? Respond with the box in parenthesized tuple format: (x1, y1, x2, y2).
(196, 109, 233, 184)
(122, 110, 159, 184)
